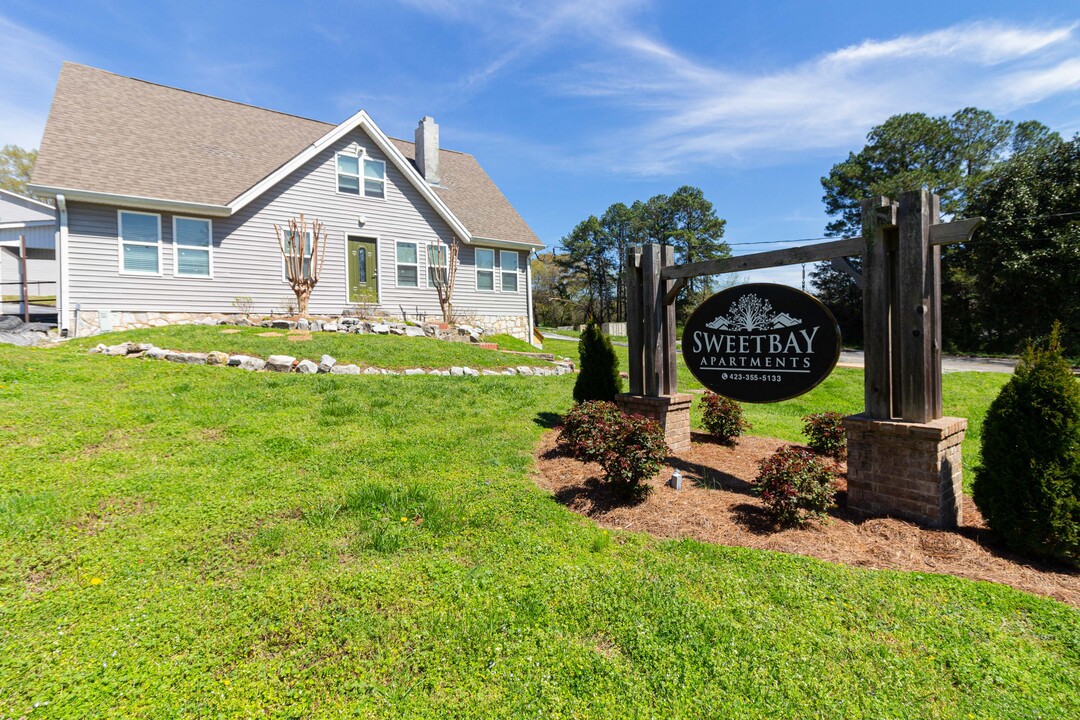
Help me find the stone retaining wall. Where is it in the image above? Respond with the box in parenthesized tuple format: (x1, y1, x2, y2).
(74, 309, 533, 343)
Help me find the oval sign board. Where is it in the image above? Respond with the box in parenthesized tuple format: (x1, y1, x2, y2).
(682, 283, 841, 403)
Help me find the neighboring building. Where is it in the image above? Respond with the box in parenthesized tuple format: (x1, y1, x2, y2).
(28, 63, 543, 339)
(0, 189, 57, 315)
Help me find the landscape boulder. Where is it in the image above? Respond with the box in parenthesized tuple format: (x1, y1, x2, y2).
(206, 351, 229, 366)
(318, 355, 337, 373)
(296, 359, 318, 374)
(331, 363, 361, 375)
(266, 355, 296, 372)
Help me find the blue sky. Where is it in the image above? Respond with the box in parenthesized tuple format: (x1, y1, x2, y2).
(3, 0, 1080, 286)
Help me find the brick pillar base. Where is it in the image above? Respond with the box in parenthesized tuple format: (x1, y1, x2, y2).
(615, 393, 693, 453)
(843, 414, 967, 528)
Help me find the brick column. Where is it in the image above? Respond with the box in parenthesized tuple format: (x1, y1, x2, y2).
(615, 393, 693, 453)
(843, 414, 967, 528)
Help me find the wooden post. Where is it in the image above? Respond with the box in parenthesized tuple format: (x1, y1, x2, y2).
(626, 246, 644, 395)
(897, 190, 938, 423)
(661, 245, 677, 395)
(641, 244, 663, 396)
(20, 234, 29, 324)
(860, 197, 897, 419)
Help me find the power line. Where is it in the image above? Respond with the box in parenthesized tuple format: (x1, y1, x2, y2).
(726, 209, 1080, 249)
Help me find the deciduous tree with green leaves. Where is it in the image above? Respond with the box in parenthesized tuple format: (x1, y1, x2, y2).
(812, 108, 1059, 346)
(0, 144, 37, 195)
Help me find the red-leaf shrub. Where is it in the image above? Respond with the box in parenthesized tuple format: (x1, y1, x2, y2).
(700, 393, 751, 445)
(558, 402, 670, 497)
(755, 446, 838, 527)
(598, 414, 669, 494)
(801, 411, 847, 460)
(558, 401, 622, 464)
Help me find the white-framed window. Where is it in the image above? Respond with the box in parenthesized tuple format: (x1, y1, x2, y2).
(173, 217, 212, 278)
(500, 250, 519, 292)
(396, 241, 418, 287)
(281, 230, 313, 281)
(118, 210, 161, 275)
(364, 158, 386, 199)
(475, 248, 495, 291)
(336, 151, 386, 199)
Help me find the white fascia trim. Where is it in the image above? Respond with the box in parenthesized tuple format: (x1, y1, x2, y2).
(25, 185, 231, 217)
(0, 188, 55, 211)
(0, 220, 55, 230)
(227, 109, 473, 241)
(468, 235, 545, 251)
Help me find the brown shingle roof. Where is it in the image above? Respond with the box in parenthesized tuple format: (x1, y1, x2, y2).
(32, 63, 541, 247)
(389, 138, 540, 247)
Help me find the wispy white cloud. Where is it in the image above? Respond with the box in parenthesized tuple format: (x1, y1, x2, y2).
(0, 14, 69, 149)
(400, 3, 1080, 175)
(558, 20, 1080, 173)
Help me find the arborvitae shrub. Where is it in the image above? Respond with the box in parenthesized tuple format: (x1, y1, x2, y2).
(573, 320, 622, 403)
(973, 324, 1080, 565)
(755, 446, 838, 527)
(558, 401, 622, 464)
(801, 411, 847, 460)
(700, 393, 750, 445)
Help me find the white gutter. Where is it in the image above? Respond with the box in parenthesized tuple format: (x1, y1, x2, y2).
(26, 185, 231, 217)
(56, 194, 70, 335)
(469, 235, 545, 251)
(526, 250, 537, 347)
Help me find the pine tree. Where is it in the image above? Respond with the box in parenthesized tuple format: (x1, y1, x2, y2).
(573, 320, 622, 403)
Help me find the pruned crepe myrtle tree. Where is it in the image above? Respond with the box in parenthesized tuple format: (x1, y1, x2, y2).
(427, 240, 460, 323)
(274, 214, 326, 318)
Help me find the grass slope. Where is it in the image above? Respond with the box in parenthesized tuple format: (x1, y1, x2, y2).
(0, 334, 1075, 718)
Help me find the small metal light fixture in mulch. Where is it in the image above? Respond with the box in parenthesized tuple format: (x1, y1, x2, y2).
(532, 430, 1080, 608)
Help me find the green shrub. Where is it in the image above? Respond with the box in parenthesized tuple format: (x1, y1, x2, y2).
(700, 393, 750, 444)
(802, 411, 847, 460)
(573, 320, 622, 403)
(558, 401, 622, 464)
(558, 402, 669, 497)
(973, 324, 1080, 565)
(755, 446, 838, 527)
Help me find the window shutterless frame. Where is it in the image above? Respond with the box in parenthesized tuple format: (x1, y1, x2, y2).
(117, 209, 162, 276)
(336, 150, 387, 200)
(475, 248, 495, 292)
(396, 241, 419, 288)
(499, 250, 519, 293)
(172, 216, 213, 278)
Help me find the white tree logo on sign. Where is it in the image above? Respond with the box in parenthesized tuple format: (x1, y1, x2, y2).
(704, 293, 802, 332)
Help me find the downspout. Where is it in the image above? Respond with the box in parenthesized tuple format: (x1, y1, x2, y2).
(56, 194, 71, 336)
(526, 250, 537, 347)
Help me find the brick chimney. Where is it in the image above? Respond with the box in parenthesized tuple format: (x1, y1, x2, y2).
(414, 116, 440, 185)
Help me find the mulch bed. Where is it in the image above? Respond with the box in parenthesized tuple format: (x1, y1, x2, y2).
(532, 431, 1080, 607)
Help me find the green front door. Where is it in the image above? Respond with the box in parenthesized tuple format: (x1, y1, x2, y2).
(348, 237, 378, 303)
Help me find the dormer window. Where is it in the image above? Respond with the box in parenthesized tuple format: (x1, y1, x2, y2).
(336, 151, 386, 199)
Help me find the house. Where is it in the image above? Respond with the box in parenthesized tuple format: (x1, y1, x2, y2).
(28, 63, 543, 340)
(0, 189, 57, 317)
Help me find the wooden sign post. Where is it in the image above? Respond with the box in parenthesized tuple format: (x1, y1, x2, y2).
(621, 189, 981, 528)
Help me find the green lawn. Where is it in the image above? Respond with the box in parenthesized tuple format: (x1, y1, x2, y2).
(92, 324, 558, 370)
(0, 332, 1075, 718)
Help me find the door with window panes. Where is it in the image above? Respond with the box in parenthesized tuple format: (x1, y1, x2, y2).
(348, 236, 378, 303)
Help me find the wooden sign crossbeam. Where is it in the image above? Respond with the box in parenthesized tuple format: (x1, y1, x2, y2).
(625, 190, 983, 425)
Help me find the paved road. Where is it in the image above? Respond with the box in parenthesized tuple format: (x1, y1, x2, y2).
(542, 333, 1016, 374)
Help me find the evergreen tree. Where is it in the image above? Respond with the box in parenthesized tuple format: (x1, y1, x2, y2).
(573, 320, 622, 403)
(973, 324, 1080, 565)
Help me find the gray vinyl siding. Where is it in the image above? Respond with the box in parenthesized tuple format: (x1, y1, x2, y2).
(63, 127, 529, 319)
